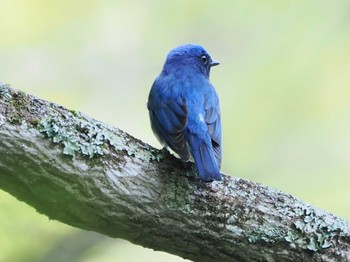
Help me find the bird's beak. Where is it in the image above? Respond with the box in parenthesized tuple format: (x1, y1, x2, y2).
(210, 60, 220, 67)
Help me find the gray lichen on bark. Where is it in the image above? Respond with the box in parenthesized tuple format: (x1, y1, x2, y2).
(0, 83, 350, 262)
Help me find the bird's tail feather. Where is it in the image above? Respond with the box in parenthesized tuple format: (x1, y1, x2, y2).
(187, 134, 222, 182)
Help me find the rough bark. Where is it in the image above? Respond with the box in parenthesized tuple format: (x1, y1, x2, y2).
(0, 83, 349, 262)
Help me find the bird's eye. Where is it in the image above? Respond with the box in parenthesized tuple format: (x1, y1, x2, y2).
(200, 55, 208, 64)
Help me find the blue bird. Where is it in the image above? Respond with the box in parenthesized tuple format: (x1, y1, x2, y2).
(147, 44, 222, 182)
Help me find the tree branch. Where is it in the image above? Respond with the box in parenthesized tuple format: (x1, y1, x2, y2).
(0, 83, 349, 262)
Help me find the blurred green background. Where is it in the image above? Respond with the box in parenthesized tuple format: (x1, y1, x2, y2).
(1, 1, 350, 261)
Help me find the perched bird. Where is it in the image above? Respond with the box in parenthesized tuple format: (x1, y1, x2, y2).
(147, 44, 222, 182)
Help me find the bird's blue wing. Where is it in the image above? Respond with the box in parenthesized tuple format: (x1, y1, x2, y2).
(185, 88, 222, 182)
(204, 96, 222, 168)
(186, 132, 221, 181)
(148, 82, 190, 160)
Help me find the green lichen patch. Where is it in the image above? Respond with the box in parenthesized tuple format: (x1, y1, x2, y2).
(40, 116, 113, 158)
(246, 225, 286, 245)
(284, 206, 350, 252)
(39, 112, 162, 163)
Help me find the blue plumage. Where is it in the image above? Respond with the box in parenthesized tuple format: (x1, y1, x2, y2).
(147, 44, 222, 182)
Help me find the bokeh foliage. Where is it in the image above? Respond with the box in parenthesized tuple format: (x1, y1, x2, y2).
(1, 1, 349, 261)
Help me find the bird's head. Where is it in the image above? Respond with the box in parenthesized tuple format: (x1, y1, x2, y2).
(163, 44, 219, 78)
